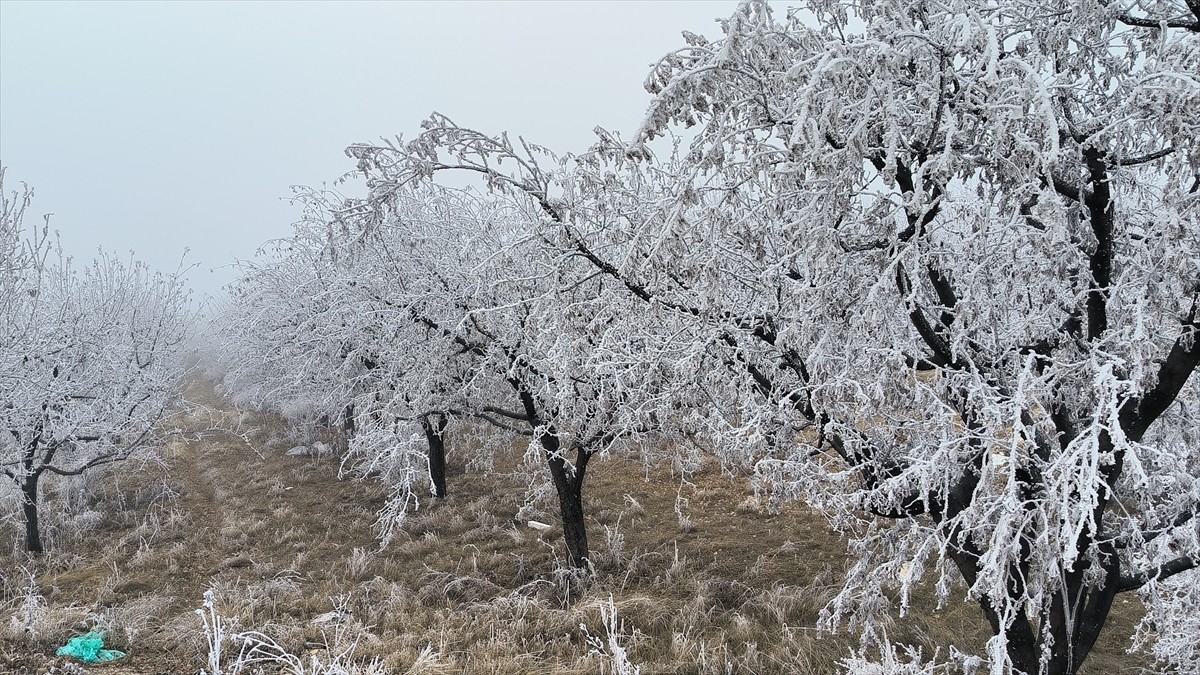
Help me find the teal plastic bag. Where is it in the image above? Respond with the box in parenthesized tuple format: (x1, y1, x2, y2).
(56, 631, 126, 663)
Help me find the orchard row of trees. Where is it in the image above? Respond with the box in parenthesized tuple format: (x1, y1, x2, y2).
(218, 2, 1198, 674)
(1, 169, 191, 553)
(219, 174, 694, 559)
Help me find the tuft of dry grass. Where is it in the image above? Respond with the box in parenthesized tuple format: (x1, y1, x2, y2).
(0, 377, 1151, 673)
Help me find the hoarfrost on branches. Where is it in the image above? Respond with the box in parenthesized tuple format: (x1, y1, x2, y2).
(614, 1, 1199, 673)
(1, 169, 192, 553)
(214, 0, 1197, 668)
(220, 169, 691, 567)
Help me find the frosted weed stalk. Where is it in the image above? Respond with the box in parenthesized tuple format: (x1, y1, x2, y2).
(196, 589, 229, 675)
(581, 594, 642, 675)
(3, 567, 48, 640)
(196, 589, 386, 675)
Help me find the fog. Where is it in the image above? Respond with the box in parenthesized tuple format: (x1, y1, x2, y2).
(0, 0, 732, 299)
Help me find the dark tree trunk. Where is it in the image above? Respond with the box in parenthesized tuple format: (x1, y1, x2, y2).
(1003, 614, 1043, 675)
(342, 403, 355, 444)
(21, 472, 43, 554)
(553, 466, 589, 569)
(948, 497, 1122, 675)
(545, 441, 592, 570)
(422, 413, 448, 499)
(510, 382, 593, 570)
(950, 467, 1125, 675)
(1037, 561, 1121, 675)
(997, 581, 1119, 675)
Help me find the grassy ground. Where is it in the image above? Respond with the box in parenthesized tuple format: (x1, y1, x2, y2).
(0, 380, 1152, 674)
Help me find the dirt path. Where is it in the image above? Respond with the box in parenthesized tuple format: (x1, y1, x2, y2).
(1, 381, 387, 674)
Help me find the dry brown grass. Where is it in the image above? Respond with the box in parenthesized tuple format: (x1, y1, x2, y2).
(0, 379, 1151, 674)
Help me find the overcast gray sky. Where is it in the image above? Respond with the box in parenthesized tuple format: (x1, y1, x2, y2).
(0, 0, 733, 299)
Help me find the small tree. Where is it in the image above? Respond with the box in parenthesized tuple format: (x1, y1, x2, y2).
(0, 171, 191, 553)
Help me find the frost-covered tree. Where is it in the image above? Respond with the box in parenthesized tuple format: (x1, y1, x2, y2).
(320, 186, 504, 535)
(220, 175, 680, 566)
(218, 196, 371, 436)
(589, 1, 1198, 673)
(342, 115, 800, 530)
(217, 186, 477, 539)
(318, 172, 684, 567)
(0, 171, 191, 553)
